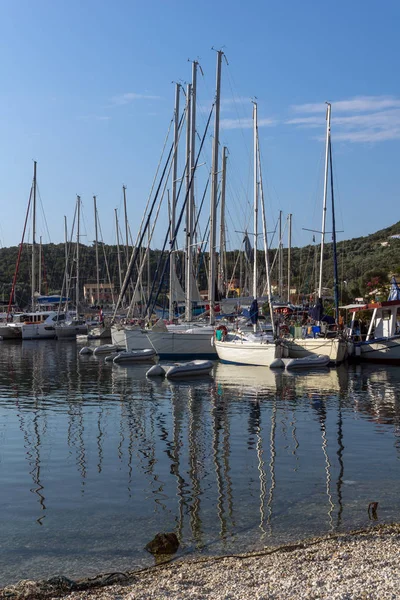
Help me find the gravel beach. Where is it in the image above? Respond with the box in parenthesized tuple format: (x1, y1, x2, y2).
(2, 524, 399, 600)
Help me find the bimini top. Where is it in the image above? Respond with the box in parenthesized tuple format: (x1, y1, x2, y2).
(347, 299, 400, 313)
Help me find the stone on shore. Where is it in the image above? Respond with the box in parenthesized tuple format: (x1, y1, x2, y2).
(145, 532, 180, 555)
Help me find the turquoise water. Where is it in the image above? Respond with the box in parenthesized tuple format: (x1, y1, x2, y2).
(0, 340, 399, 585)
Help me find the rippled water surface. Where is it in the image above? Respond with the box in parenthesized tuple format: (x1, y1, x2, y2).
(0, 340, 399, 585)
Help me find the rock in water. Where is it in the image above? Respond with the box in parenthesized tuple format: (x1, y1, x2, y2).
(145, 532, 179, 555)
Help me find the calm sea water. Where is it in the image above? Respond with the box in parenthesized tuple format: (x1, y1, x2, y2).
(0, 339, 399, 585)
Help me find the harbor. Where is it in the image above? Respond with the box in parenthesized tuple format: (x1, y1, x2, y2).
(1, 2, 400, 597)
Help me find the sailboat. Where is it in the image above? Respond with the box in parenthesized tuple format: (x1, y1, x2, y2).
(281, 103, 347, 364)
(0, 163, 68, 341)
(55, 199, 88, 339)
(214, 102, 281, 367)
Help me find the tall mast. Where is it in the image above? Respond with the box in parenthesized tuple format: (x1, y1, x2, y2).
(76, 195, 80, 313)
(185, 61, 199, 322)
(31, 160, 37, 310)
(278, 210, 283, 300)
(122, 185, 132, 306)
(287, 213, 292, 303)
(184, 83, 192, 322)
(169, 84, 180, 321)
(253, 102, 258, 299)
(218, 146, 228, 296)
(115, 209, 123, 296)
(38, 236, 42, 297)
(257, 129, 275, 336)
(64, 216, 68, 296)
(209, 50, 223, 324)
(94, 195, 100, 306)
(123, 185, 129, 265)
(147, 226, 151, 304)
(318, 102, 331, 300)
(329, 137, 340, 322)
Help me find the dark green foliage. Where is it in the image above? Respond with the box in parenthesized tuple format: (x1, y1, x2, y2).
(1, 221, 400, 308)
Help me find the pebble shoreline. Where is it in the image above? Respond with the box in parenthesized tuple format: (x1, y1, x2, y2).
(2, 524, 399, 600)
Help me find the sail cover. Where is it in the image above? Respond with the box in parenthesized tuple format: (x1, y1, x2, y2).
(388, 276, 400, 301)
(310, 297, 324, 321)
(249, 298, 259, 325)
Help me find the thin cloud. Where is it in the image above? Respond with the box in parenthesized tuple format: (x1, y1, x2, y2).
(221, 117, 277, 130)
(111, 92, 161, 106)
(287, 96, 400, 143)
(292, 96, 400, 114)
(333, 128, 400, 143)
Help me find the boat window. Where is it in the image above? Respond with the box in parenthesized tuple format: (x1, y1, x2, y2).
(382, 310, 391, 320)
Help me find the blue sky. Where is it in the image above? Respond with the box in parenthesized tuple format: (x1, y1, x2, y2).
(1, 0, 399, 252)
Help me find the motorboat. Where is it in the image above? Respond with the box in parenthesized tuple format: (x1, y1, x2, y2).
(113, 349, 157, 363)
(93, 344, 120, 355)
(21, 311, 66, 340)
(283, 354, 330, 369)
(0, 311, 59, 340)
(165, 360, 214, 379)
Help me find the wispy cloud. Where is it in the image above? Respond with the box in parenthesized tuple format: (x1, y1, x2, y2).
(111, 92, 161, 106)
(221, 117, 277, 130)
(287, 96, 400, 143)
(292, 96, 400, 114)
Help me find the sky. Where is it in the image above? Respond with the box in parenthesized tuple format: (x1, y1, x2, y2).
(1, 0, 400, 253)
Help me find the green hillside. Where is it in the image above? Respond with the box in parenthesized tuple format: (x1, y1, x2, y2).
(1, 221, 400, 309)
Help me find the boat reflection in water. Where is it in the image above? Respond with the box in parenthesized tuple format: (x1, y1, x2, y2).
(0, 342, 400, 585)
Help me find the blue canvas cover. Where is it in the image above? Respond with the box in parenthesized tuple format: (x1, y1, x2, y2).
(388, 276, 400, 301)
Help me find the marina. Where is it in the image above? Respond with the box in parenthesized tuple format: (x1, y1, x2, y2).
(0, 339, 399, 587)
(1, 3, 400, 596)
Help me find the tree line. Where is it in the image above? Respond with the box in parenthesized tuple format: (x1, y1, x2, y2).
(0, 220, 399, 309)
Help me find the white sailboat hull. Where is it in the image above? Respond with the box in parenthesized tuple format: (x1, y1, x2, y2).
(148, 330, 217, 360)
(358, 336, 400, 364)
(111, 326, 127, 347)
(282, 337, 347, 364)
(214, 338, 279, 366)
(123, 329, 154, 352)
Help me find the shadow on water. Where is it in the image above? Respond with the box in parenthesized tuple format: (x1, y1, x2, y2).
(0, 342, 400, 585)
